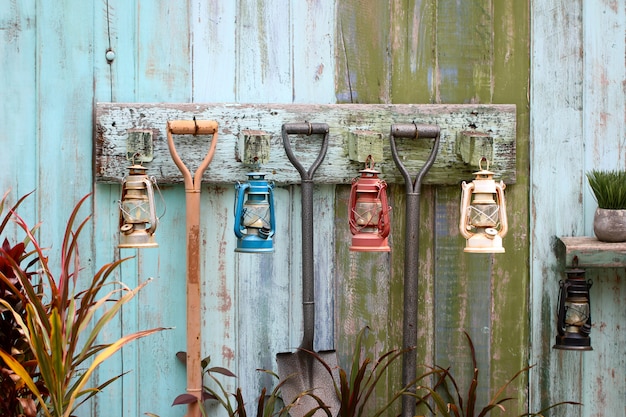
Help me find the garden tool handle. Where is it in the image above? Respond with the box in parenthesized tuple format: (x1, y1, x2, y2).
(166, 120, 219, 192)
(281, 122, 329, 351)
(281, 122, 329, 181)
(389, 123, 440, 194)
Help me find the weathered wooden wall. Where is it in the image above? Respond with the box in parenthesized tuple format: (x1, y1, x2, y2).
(335, 1, 531, 416)
(3, 0, 623, 417)
(530, 1, 626, 416)
(3, 1, 530, 416)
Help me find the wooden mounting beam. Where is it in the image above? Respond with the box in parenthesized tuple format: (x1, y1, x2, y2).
(94, 103, 516, 185)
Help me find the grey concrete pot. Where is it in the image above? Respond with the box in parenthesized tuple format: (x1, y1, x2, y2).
(593, 208, 626, 242)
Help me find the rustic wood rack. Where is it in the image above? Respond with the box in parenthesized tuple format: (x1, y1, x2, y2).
(94, 103, 516, 185)
(558, 236, 626, 268)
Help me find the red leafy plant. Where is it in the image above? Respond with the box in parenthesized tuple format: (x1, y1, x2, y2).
(0, 191, 46, 417)
(308, 326, 436, 417)
(145, 353, 326, 417)
(411, 331, 582, 417)
(0, 191, 167, 417)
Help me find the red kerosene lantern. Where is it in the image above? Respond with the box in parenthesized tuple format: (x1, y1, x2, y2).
(348, 158, 391, 252)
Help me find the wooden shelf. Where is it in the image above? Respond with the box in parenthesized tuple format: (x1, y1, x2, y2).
(558, 236, 626, 268)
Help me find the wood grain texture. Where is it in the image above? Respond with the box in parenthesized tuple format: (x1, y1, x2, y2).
(558, 236, 626, 268)
(6, 1, 624, 417)
(0, 0, 38, 213)
(335, 0, 530, 415)
(531, 1, 626, 416)
(95, 102, 517, 185)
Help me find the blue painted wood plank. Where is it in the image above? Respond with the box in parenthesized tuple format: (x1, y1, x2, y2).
(582, 0, 626, 231)
(581, 269, 626, 413)
(192, 1, 237, 102)
(93, 0, 196, 415)
(0, 0, 38, 212)
(529, 1, 626, 416)
(201, 186, 238, 400)
(530, 1, 586, 415)
(291, 0, 336, 104)
(35, 0, 95, 243)
(236, 0, 293, 103)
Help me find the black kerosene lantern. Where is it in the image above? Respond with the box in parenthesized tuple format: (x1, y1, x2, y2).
(554, 267, 593, 351)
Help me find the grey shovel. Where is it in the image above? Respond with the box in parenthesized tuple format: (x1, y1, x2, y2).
(389, 123, 440, 417)
(277, 122, 340, 417)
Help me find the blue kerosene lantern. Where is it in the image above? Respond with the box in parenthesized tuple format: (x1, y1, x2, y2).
(234, 173, 276, 253)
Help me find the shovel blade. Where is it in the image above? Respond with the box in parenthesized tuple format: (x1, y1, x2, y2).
(276, 350, 340, 417)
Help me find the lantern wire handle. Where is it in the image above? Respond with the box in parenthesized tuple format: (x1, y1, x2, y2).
(479, 156, 489, 171)
(365, 154, 375, 170)
(150, 175, 167, 219)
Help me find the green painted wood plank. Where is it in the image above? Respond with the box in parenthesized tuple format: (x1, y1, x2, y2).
(95, 102, 517, 185)
(335, 1, 530, 415)
(489, 1, 530, 415)
(389, 0, 436, 103)
(336, 0, 391, 103)
(431, 3, 496, 406)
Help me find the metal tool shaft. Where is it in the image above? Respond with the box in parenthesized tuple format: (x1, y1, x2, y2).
(390, 123, 440, 417)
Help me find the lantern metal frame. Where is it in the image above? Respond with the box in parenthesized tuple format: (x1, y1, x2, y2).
(554, 266, 593, 351)
(118, 164, 159, 248)
(459, 158, 508, 253)
(234, 172, 276, 253)
(348, 157, 391, 252)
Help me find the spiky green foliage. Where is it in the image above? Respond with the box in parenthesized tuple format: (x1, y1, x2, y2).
(156, 354, 324, 417)
(587, 170, 626, 209)
(409, 331, 581, 417)
(0, 192, 167, 417)
(307, 326, 436, 417)
(0, 190, 45, 417)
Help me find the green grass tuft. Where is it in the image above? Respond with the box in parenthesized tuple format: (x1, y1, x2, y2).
(587, 170, 626, 209)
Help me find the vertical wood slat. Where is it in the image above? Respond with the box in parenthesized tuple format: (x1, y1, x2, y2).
(488, 0, 530, 414)
(388, 3, 439, 414)
(125, 0, 193, 413)
(431, 0, 495, 409)
(0, 0, 38, 214)
(581, 1, 626, 226)
(389, 0, 436, 103)
(335, 0, 391, 103)
(93, 1, 197, 416)
(93, 1, 127, 415)
(291, 1, 336, 104)
(35, 0, 95, 247)
(579, 3, 626, 413)
(530, 1, 585, 416)
(237, 0, 292, 103)
(192, 1, 237, 102)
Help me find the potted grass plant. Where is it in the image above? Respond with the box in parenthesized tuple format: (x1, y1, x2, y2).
(586, 170, 626, 242)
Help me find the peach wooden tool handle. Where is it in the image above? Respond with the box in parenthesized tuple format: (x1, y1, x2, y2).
(166, 120, 219, 192)
(167, 119, 218, 135)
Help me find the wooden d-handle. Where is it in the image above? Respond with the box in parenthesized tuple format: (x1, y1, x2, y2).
(166, 120, 218, 192)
